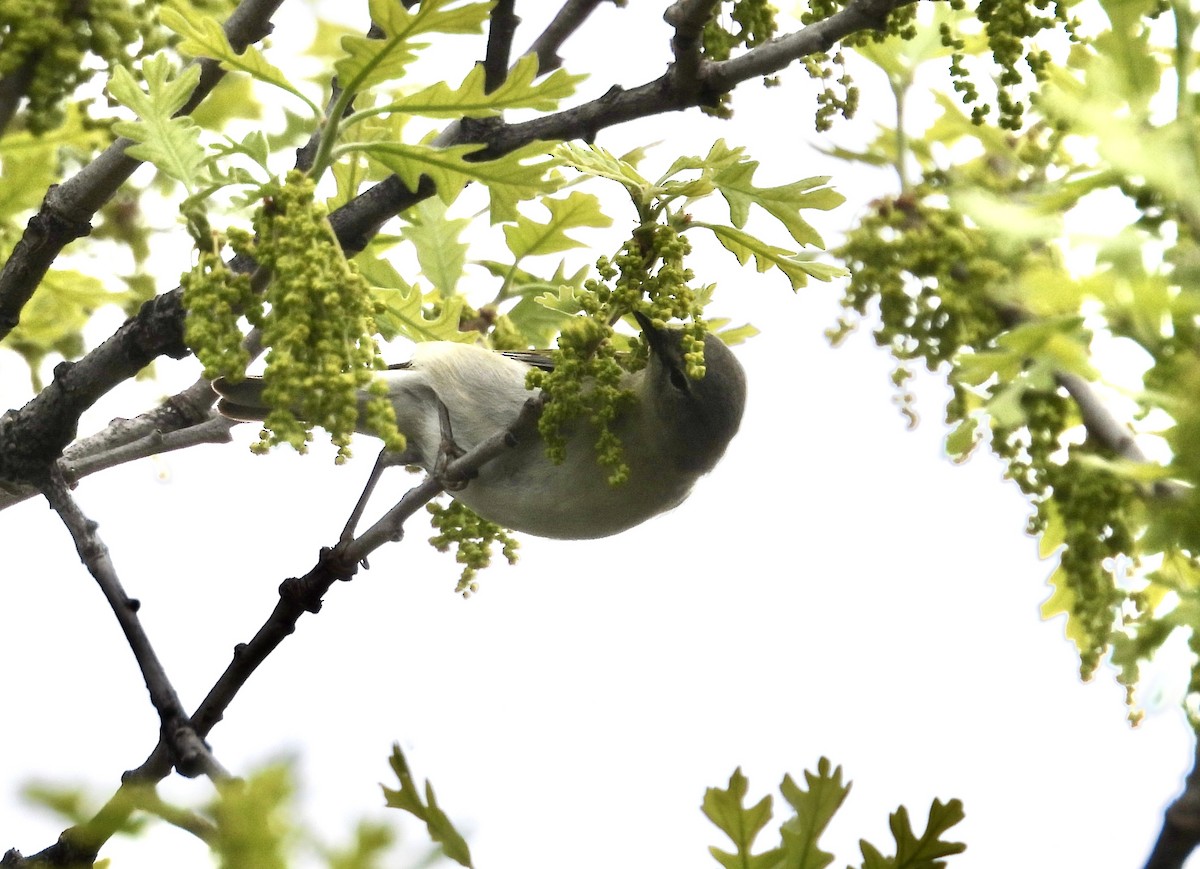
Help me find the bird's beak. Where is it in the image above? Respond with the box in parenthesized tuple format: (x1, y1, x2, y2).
(633, 311, 667, 356)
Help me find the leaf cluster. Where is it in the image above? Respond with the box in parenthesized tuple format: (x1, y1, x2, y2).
(703, 762, 965, 869)
(825, 1, 1200, 719)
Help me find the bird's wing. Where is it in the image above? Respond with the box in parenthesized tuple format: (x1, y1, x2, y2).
(211, 377, 269, 421)
(499, 350, 555, 371)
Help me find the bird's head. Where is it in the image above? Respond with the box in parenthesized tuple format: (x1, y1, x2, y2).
(635, 313, 747, 474)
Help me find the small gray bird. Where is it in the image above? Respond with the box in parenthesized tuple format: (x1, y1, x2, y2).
(213, 317, 746, 539)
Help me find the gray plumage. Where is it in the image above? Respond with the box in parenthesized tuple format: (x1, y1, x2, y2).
(212, 322, 746, 539)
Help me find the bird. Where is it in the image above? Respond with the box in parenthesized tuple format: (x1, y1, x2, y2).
(212, 315, 746, 539)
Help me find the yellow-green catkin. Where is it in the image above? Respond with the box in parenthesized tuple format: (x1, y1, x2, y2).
(182, 170, 404, 464)
(427, 499, 519, 597)
(0, 0, 144, 133)
(528, 223, 710, 484)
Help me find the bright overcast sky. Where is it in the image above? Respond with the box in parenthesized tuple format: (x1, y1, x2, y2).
(2, 3, 1196, 868)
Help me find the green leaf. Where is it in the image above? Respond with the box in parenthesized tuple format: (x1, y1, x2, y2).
(709, 142, 844, 248)
(703, 768, 778, 869)
(5, 269, 130, 389)
(1038, 500, 1066, 559)
(321, 819, 396, 869)
(994, 317, 1098, 379)
(1041, 564, 1092, 653)
(208, 765, 294, 869)
(400, 197, 471, 295)
(357, 140, 483, 201)
(984, 381, 1028, 428)
(381, 53, 585, 118)
(335, 0, 491, 93)
(887, 799, 966, 869)
(190, 74, 264, 130)
(0, 105, 106, 218)
(1094, 0, 1162, 110)
(503, 191, 612, 260)
(944, 416, 980, 463)
(1073, 454, 1172, 482)
(556, 141, 654, 201)
(777, 758, 851, 869)
(699, 223, 847, 289)
(362, 264, 474, 345)
(506, 294, 576, 346)
(160, 3, 320, 115)
(354, 139, 560, 223)
(711, 320, 760, 345)
(382, 744, 473, 868)
(108, 56, 207, 191)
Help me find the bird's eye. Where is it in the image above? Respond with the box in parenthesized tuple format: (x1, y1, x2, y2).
(668, 365, 688, 392)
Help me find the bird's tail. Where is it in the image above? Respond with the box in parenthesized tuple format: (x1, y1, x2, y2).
(211, 377, 270, 422)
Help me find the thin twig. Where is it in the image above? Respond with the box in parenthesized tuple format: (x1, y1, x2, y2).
(38, 467, 228, 783)
(14, 397, 542, 866)
(126, 785, 219, 845)
(527, 0, 611, 74)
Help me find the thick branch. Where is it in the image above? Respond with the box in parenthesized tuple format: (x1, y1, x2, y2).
(665, 0, 722, 83)
(1145, 737, 1200, 869)
(483, 0, 520, 93)
(705, 0, 912, 92)
(0, 0, 903, 483)
(0, 290, 190, 487)
(0, 59, 36, 137)
(0, 0, 289, 343)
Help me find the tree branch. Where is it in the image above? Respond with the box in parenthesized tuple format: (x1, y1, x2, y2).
(0, 378, 225, 512)
(0, 0, 906, 497)
(527, 0, 612, 74)
(11, 397, 543, 867)
(704, 0, 912, 92)
(0, 58, 36, 138)
(38, 467, 229, 783)
(0, 0, 289, 343)
(483, 0, 520, 93)
(1145, 737, 1200, 869)
(665, 0, 722, 83)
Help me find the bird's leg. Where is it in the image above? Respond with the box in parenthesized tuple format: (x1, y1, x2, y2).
(433, 399, 471, 492)
(339, 445, 413, 550)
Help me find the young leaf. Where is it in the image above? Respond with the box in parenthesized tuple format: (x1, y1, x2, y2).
(382, 744, 473, 868)
(711, 147, 845, 248)
(698, 223, 848, 289)
(886, 799, 966, 869)
(208, 765, 294, 869)
(381, 53, 585, 118)
(556, 141, 654, 201)
(356, 140, 486, 203)
(777, 758, 851, 869)
(160, 4, 320, 115)
(108, 55, 206, 190)
(506, 294, 576, 346)
(356, 139, 560, 223)
(356, 252, 474, 344)
(335, 0, 491, 94)
(703, 768, 778, 869)
(400, 197, 471, 296)
(503, 191, 612, 260)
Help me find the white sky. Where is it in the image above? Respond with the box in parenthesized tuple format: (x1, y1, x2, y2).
(2, 2, 1197, 868)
